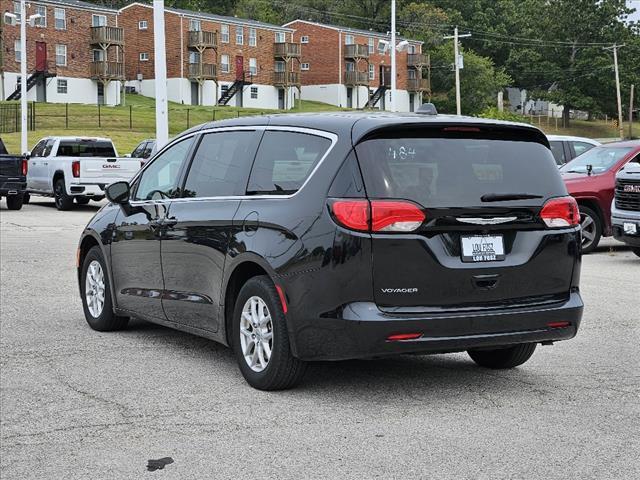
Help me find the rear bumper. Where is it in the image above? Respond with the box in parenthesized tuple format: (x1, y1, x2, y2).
(289, 291, 583, 361)
(66, 183, 107, 197)
(611, 205, 640, 247)
(0, 178, 27, 196)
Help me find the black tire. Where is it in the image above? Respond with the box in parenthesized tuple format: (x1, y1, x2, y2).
(54, 178, 74, 211)
(232, 275, 307, 390)
(75, 196, 91, 205)
(81, 246, 129, 332)
(6, 194, 23, 210)
(468, 343, 537, 369)
(22, 192, 30, 204)
(578, 205, 602, 254)
(632, 247, 640, 258)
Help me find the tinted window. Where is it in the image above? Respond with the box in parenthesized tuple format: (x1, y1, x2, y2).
(183, 131, 258, 198)
(560, 146, 633, 174)
(572, 141, 595, 157)
(549, 141, 566, 165)
(31, 139, 47, 157)
(247, 131, 332, 194)
(142, 141, 155, 159)
(134, 137, 194, 201)
(131, 142, 146, 158)
(57, 140, 116, 157)
(43, 139, 55, 157)
(355, 134, 566, 208)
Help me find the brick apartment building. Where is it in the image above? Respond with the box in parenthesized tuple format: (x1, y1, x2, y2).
(284, 20, 429, 112)
(0, 0, 125, 105)
(120, 3, 300, 109)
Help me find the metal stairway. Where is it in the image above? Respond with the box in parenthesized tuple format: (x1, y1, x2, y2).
(217, 79, 246, 106)
(364, 85, 389, 109)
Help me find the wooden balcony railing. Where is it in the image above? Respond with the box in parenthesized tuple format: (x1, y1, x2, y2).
(188, 31, 217, 49)
(90, 61, 124, 80)
(407, 53, 429, 68)
(188, 63, 217, 80)
(274, 42, 301, 58)
(407, 78, 430, 91)
(344, 71, 369, 86)
(90, 26, 124, 46)
(273, 71, 301, 86)
(344, 44, 369, 59)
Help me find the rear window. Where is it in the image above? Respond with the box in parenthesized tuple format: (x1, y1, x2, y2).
(355, 132, 565, 208)
(560, 146, 633, 174)
(57, 140, 117, 157)
(247, 131, 332, 195)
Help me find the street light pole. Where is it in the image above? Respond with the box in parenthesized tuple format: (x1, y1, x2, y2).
(20, 0, 27, 154)
(390, 0, 396, 112)
(153, 0, 169, 149)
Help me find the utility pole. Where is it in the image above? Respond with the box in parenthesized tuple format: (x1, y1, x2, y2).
(630, 84, 635, 140)
(604, 44, 625, 140)
(443, 27, 471, 115)
(153, 0, 169, 149)
(390, 0, 396, 112)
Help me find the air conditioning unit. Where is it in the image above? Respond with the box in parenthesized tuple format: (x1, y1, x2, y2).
(4, 12, 18, 26)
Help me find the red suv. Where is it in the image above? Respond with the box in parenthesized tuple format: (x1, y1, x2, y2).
(560, 141, 640, 253)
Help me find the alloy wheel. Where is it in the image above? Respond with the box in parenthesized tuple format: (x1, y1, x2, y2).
(239, 296, 273, 372)
(54, 182, 63, 209)
(85, 260, 106, 318)
(580, 212, 597, 250)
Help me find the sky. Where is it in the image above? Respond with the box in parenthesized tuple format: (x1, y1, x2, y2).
(628, 0, 640, 23)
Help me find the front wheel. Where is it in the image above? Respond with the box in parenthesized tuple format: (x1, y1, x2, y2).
(578, 206, 602, 254)
(54, 178, 74, 211)
(468, 343, 536, 369)
(6, 194, 24, 210)
(232, 276, 307, 390)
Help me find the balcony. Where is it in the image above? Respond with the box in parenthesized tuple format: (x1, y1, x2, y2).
(344, 71, 369, 86)
(344, 44, 369, 59)
(273, 71, 301, 86)
(407, 78, 430, 92)
(274, 42, 301, 58)
(407, 53, 429, 68)
(188, 63, 217, 81)
(90, 26, 124, 46)
(188, 31, 217, 49)
(90, 61, 124, 80)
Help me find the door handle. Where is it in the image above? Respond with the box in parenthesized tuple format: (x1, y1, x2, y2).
(150, 217, 178, 228)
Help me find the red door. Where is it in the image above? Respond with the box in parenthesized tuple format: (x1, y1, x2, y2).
(380, 66, 391, 86)
(35, 42, 47, 72)
(235, 56, 244, 81)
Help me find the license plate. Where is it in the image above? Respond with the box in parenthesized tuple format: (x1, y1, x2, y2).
(461, 235, 505, 262)
(623, 222, 638, 235)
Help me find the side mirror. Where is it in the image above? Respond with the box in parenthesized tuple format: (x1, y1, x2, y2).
(105, 181, 131, 204)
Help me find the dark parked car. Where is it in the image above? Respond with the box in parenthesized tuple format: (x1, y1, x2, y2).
(0, 138, 28, 210)
(77, 110, 584, 390)
(611, 153, 640, 257)
(560, 141, 640, 253)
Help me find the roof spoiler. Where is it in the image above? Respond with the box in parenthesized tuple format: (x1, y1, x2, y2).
(415, 103, 438, 115)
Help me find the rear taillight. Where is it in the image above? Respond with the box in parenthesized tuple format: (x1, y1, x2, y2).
(72, 160, 80, 178)
(540, 196, 579, 228)
(329, 199, 425, 233)
(21, 158, 28, 176)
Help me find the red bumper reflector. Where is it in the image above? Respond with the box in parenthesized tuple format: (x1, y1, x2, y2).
(547, 321, 570, 328)
(387, 333, 422, 341)
(275, 285, 288, 314)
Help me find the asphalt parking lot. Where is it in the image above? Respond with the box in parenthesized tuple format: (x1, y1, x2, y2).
(1, 198, 639, 479)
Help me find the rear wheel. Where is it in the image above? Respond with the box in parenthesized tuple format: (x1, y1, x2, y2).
(75, 196, 90, 205)
(6, 194, 23, 210)
(578, 206, 602, 254)
(54, 178, 74, 211)
(468, 343, 536, 369)
(232, 276, 307, 390)
(81, 246, 129, 332)
(632, 248, 640, 258)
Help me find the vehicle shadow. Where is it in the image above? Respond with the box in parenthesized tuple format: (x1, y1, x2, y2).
(27, 199, 104, 211)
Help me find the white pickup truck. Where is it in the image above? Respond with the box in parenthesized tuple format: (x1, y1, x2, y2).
(26, 137, 141, 210)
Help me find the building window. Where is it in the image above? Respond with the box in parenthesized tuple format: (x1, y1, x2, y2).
(345, 61, 355, 72)
(34, 5, 47, 27)
(57, 79, 68, 94)
(54, 8, 66, 30)
(92, 14, 106, 27)
(274, 61, 285, 73)
(139, 52, 149, 62)
(345, 34, 354, 45)
(275, 31, 286, 43)
(368, 63, 374, 80)
(250, 86, 258, 99)
(55, 45, 67, 66)
(189, 18, 201, 31)
(93, 49, 105, 62)
(138, 20, 148, 30)
(189, 51, 200, 64)
(249, 27, 257, 46)
(236, 26, 243, 45)
(408, 44, 416, 54)
(368, 37, 374, 54)
(300, 35, 309, 44)
(301, 63, 310, 71)
(378, 40, 387, 54)
(13, 2, 21, 23)
(14, 40, 21, 62)
(221, 24, 229, 43)
(249, 58, 257, 76)
(220, 54, 230, 73)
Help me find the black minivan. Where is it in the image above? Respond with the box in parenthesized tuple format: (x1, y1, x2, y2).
(77, 110, 583, 390)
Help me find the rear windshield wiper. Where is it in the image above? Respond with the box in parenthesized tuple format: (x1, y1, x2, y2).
(481, 193, 543, 202)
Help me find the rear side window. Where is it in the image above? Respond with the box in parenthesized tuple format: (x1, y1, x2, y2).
(549, 141, 566, 165)
(355, 131, 566, 208)
(57, 140, 116, 157)
(183, 131, 258, 198)
(247, 131, 332, 195)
